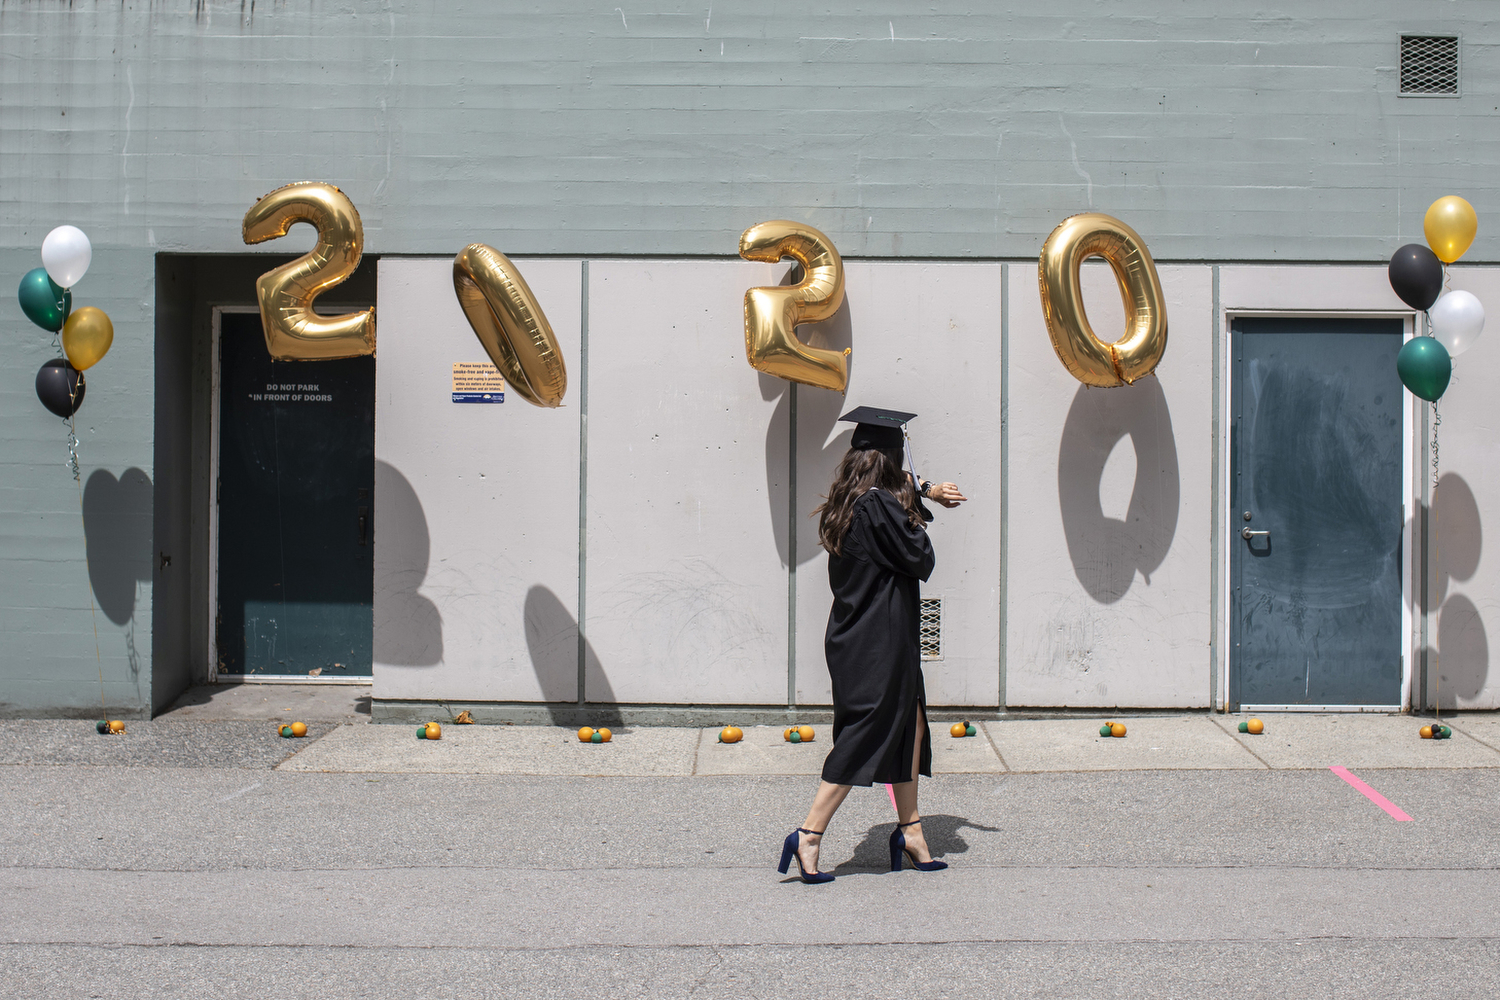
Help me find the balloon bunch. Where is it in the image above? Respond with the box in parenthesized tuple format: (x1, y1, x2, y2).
(19, 226, 113, 418)
(1388, 197, 1483, 403)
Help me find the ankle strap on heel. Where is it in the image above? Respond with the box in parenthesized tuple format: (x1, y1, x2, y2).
(897, 819, 922, 829)
(797, 827, 825, 836)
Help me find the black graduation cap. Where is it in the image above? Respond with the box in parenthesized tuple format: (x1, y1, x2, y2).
(839, 406, 916, 450)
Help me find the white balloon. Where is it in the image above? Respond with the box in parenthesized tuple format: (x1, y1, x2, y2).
(41, 225, 92, 288)
(1430, 289, 1485, 357)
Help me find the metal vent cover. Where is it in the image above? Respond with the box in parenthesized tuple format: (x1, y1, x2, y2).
(919, 597, 942, 660)
(1400, 35, 1459, 96)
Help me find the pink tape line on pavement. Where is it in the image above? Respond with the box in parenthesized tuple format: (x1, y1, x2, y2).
(1329, 766, 1413, 821)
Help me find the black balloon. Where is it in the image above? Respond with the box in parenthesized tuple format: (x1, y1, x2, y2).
(36, 358, 86, 417)
(1388, 243, 1444, 311)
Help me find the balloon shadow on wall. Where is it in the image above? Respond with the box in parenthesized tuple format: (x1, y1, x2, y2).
(1417, 472, 1488, 707)
(82, 467, 154, 625)
(82, 467, 153, 681)
(372, 461, 444, 667)
(1057, 377, 1180, 603)
(524, 584, 620, 725)
(1428, 594, 1489, 708)
(762, 262, 855, 566)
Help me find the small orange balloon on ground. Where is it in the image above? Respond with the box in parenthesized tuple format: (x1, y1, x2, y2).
(424, 723, 441, 740)
(720, 726, 743, 743)
(598, 728, 612, 742)
(1246, 718, 1264, 735)
(1109, 723, 1126, 738)
(290, 721, 307, 737)
(797, 725, 815, 742)
(950, 722, 967, 738)
(578, 727, 594, 742)
(108, 720, 125, 734)
(1420, 725, 1434, 739)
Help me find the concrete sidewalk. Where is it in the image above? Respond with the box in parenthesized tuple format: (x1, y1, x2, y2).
(273, 712, 1500, 775)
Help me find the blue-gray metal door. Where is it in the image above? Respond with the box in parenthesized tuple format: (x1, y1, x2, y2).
(216, 311, 375, 677)
(1230, 317, 1404, 708)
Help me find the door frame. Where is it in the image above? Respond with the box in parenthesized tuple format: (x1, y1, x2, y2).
(208, 305, 374, 686)
(1216, 269, 1421, 712)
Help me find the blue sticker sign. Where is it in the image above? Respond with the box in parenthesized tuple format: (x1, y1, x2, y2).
(452, 362, 505, 403)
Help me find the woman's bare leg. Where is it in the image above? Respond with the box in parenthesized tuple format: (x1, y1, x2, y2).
(796, 781, 852, 873)
(890, 707, 934, 862)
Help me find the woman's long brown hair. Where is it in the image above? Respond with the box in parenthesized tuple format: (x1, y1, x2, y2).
(813, 447, 926, 556)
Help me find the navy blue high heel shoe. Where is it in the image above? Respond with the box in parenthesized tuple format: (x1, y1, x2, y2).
(889, 819, 948, 872)
(778, 827, 835, 884)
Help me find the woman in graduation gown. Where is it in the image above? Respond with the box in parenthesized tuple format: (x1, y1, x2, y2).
(777, 408, 967, 884)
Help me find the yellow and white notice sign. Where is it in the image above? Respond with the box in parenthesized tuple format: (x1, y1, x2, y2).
(452, 362, 505, 403)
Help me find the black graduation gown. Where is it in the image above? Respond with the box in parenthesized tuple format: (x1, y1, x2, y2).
(820, 488, 936, 787)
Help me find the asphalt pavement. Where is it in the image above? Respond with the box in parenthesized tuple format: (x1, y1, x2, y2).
(2, 694, 1498, 998)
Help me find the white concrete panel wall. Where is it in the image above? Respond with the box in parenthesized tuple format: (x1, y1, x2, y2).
(1006, 264, 1214, 708)
(1220, 264, 1500, 711)
(373, 257, 582, 702)
(584, 260, 788, 705)
(1431, 267, 1500, 709)
(793, 263, 1004, 708)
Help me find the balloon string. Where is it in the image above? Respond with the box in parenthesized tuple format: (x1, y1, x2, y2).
(69, 412, 106, 722)
(1432, 401, 1441, 725)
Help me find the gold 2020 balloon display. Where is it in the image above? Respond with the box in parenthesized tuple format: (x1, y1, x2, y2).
(1038, 213, 1168, 388)
(242, 182, 376, 361)
(738, 220, 850, 394)
(452, 244, 568, 408)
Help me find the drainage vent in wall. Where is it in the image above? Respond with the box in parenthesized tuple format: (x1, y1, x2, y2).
(919, 597, 942, 660)
(1400, 35, 1459, 96)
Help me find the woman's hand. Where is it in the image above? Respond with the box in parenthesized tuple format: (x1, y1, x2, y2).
(926, 482, 967, 508)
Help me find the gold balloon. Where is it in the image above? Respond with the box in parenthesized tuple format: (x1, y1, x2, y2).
(1038, 213, 1168, 388)
(739, 220, 850, 393)
(242, 182, 375, 361)
(1424, 195, 1478, 264)
(452, 245, 567, 408)
(61, 306, 113, 371)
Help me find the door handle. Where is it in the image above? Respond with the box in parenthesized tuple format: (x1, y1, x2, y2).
(358, 506, 369, 546)
(1241, 527, 1270, 540)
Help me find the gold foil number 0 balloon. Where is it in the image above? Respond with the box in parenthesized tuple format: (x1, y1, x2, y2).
(452, 245, 567, 408)
(241, 182, 376, 361)
(1038, 213, 1167, 388)
(739, 220, 850, 393)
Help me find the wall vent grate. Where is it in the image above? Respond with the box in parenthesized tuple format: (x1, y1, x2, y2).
(919, 597, 942, 660)
(1400, 35, 1458, 96)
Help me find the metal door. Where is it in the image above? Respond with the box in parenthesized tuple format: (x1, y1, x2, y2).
(1230, 317, 1404, 709)
(215, 311, 376, 677)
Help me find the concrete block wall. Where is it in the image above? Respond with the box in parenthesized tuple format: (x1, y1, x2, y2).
(1006, 264, 1214, 708)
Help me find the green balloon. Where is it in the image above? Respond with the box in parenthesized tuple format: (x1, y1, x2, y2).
(96, 720, 109, 734)
(965, 725, 977, 737)
(1238, 721, 1249, 733)
(1397, 336, 1452, 403)
(18, 268, 71, 332)
(590, 730, 603, 743)
(1099, 725, 1112, 737)
(790, 731, 803, 743)
(416, 727, 428, 739)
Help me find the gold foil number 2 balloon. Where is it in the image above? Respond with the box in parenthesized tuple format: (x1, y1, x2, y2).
(241, 182, 376, 361)
(739, 220, 850, 393)
(1038, 213, 1167, 388)
(452, 245, 567, 408)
